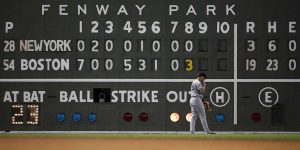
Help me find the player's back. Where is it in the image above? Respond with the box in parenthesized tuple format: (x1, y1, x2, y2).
(190, 79, 203, 98)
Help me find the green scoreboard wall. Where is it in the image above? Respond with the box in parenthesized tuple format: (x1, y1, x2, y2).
(0, 0, 299, 131)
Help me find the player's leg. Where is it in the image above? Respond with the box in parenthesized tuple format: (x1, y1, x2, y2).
(194, 100, 211, 133)
(190, 99, 198, 134)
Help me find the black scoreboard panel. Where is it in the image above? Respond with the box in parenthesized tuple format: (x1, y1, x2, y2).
(0, 0, 299, 131)
(0, 0, 237, 79)
(0, 82, 234, 131)
(237, 83, 300, 131)
(238, 1, 300, 79)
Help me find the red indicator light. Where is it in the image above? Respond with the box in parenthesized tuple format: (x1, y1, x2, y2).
(123, 112, 133, 122)
(251, 112, 261, 122)
(139, 112, 148, 122)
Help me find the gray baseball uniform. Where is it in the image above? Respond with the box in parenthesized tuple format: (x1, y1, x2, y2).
(190, 79, 211, 134)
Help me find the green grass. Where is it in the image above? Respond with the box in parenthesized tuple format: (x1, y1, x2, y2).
(1, 133, 300, 141)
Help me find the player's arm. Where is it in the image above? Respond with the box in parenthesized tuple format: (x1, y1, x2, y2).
(199, 81, 206, 94)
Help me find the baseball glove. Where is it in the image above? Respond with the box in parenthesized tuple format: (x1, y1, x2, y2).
(203, 99, 212, 112)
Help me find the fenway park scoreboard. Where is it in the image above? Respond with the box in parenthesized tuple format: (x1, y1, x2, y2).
(0, 0, 299, 131)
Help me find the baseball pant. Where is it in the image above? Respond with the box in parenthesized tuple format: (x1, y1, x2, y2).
(189, 97, 210, 133)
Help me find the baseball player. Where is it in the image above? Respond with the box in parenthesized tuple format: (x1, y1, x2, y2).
(189, 72, 215, 134)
